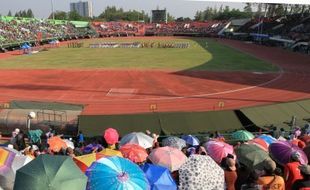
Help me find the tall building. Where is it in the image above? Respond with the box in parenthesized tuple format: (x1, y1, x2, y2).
(70, 1, 93, 18)
(151, 9, 167, 23)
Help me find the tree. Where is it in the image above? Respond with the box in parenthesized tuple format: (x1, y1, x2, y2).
(68, 10, 83, 21)
(244, 3, 252, 14)
(274, 4, 285, 16)
(26, 9, 34, 18)
(49, 11, 67, 20)
(7, 10, 12, 17)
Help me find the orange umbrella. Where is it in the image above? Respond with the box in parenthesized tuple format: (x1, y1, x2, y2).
(73, 153, 105, 173)
(248, 138, 268, 151)
(47, 136, 67, 152)
(120, 144, 148, 163)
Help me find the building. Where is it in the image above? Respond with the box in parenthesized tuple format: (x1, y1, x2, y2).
(70, 1, 93, 18)
(151, 9, 167, 23)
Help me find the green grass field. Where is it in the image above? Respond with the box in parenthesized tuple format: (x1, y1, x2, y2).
(0, 38, 279, 72)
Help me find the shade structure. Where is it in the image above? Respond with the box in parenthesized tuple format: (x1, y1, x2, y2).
(203, 140, 235, 163)
(162, 136, 186, 150)
(231, 130, 254, 141)
(269, 141, 308, 165)
(104, 128, 119, 145)
(120, 132, 154, 149)
(120, 144, 148, 163)
(47, 136, 67, 152)
(181, 135, 199, 146)
(73, 153, 105, 173)
(148, 146, 187, 172)
(99, 148, 123, 157)
(248, 138, 269, 152)
(178, 155, 224, 190)
(235, 144, 271, 170)
(14, 154, 87, 190)
(85, 156, 149, 190)
(257, 134, 277, 145)
(141, 163, 177, 190)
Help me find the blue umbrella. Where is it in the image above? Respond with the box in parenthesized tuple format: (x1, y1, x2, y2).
(83, 143, 103, 154)
(140, 163, 177, 190)
(86, 156, 149, 190)
(258, 134, 277, 145)
(181, 135, 199, 146)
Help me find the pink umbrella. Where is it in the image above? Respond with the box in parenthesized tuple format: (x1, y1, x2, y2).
(103, 128, 119, 145)
(148, 146, 187, 172)
(204, 140, 235, 163)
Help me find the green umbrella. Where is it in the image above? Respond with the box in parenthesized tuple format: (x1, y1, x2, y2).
(235, 144, 271, 170)
(231, 130, 254, 141)
(14, 154, 87, 190)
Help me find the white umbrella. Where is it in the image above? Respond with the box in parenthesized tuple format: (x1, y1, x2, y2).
(120, 132, 154, 149)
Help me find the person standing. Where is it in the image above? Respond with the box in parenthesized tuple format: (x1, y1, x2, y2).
(257, 159, 285, 190)
(285, 152, 304, 190)
(292, 165, 310, 189)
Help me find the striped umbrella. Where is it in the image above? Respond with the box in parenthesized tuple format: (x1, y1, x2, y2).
(73, 153, 106, 173)
(148, 146, 187, 172)
(258, 134, 277, 145)
(248, 138, 269, 152)
(231, 130, 254, 141)
(0, 148, 16, 175)
(86, 156, 149, 190)
(120, 132, 154, 149)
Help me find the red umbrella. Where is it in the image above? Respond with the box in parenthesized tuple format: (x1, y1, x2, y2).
(120, 144, 148, 163)
(248, 138, 268, 152)
(103, 128, 119, 145)
(300, 135, 310, 145)
(291, 139, 306, 149)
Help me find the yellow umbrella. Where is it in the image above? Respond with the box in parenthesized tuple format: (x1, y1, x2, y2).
(99, 148, 123, 157)
(73, 153, 105, 173)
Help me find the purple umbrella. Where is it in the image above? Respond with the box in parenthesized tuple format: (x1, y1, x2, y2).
(269, 141, 308, 165)
(83, 143, 103, 154)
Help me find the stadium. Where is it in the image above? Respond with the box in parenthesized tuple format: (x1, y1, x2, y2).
(1, 1, 310, 190)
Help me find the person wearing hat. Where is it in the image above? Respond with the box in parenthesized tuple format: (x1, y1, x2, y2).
(284, 152, 304, 190)
(292, 164, 310, 189)
(223, 155, 238, 190)
(257, 159, 285, 190)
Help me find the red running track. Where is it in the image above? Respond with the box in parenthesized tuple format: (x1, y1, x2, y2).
(0, 38, 309, 115)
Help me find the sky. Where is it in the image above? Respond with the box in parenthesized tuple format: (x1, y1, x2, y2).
(0, 0, 247, 19)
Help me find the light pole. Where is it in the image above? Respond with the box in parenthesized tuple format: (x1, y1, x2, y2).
(27, 111, 36, 131)
(51, 0, 55, 20)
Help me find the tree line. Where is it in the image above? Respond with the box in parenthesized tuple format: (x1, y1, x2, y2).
(4, 4, 310, 22)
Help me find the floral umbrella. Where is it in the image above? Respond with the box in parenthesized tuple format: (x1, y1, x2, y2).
(178, 155, 224, 190)
(162, 136, 186, 150)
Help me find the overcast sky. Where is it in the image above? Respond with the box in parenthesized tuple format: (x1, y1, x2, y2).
(0, 0, 246, 19)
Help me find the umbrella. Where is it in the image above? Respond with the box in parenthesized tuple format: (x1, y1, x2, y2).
(47, 136, 67, 152)
(64, 139, 75, 149)
(203, 140, 234, 163)
(231, 130, 254, 141)
(248, 138, 269, 152)
(148, 146, 187, 172)
(73, 153, 105, 173)
(120, 144, 148, 163)
(85, 156, 149, 190)
(141, 163, 177, 190)
(99, 148, 123, 157)
(181, 135, 199, 146)
(0, 148, 16, 175)
(258, 134, 277, 145)
(291, 139, 306, 149)
(178, 155, 224, 190)
(300, 135, 310, 145)
(120, 132, 154, 149)
(104, 128, 119, 145)
(83, 143, 103, 154)
(269, 141, 308, 165)
(235, 144, 271, 170)
(14, 154, 87, 190)
(162, 136, 186, 150)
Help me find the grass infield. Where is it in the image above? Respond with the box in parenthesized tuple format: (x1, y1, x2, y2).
(0, 38, 279, 72)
